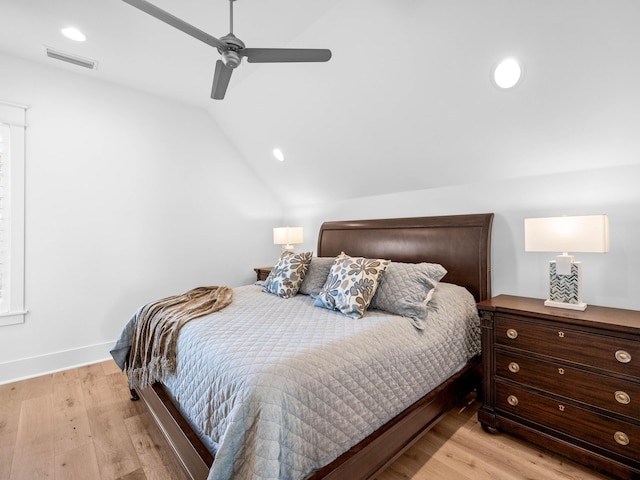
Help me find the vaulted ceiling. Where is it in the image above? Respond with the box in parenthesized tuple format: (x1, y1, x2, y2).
(2, 0, 639, 206)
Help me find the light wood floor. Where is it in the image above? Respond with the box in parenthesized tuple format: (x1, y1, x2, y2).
(0, 360, 614, 480)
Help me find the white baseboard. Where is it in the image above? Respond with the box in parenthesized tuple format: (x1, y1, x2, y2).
(0, 341, 115, 385)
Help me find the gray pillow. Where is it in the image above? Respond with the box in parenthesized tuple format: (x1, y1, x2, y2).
(298, 257, 335, 295)
(370, 262, 447, 321)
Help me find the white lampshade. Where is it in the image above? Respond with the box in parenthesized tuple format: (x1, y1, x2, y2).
(273, 227, 304, 246)
(524, 215, 609, 254)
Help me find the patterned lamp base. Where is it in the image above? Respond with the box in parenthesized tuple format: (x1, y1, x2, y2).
(544, 261, 587, 311)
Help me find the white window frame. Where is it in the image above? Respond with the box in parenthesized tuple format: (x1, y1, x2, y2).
(0, 101, 27, 326)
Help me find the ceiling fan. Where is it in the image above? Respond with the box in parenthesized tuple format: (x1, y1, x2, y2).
(122, 0, 332, 100)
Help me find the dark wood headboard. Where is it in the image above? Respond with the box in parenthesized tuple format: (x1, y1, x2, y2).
(317, 213, 494, 303)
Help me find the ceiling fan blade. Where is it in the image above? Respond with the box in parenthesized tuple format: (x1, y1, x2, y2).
(211, 60, 234, 100)
(122, 0, 226, 50)
(243, 48, 332, 63)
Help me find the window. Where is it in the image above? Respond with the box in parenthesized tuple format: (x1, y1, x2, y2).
(0, 101, 27, 326)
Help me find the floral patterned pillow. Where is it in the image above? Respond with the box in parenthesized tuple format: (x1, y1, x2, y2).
(263, 251, 313, 298)
(314, 254, 390, 318)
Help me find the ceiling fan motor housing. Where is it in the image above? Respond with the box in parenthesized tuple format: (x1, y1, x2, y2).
(221, 50, 241, 68)
(220, 33, 244, 68)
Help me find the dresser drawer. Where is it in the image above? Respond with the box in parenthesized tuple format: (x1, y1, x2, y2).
(496, 350, 640, 420)
(495, 314, 639, 378)
(496, 382, 640, 464)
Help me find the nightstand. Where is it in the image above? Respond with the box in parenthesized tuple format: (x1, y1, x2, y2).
(254, 267, 272, 282)
(478, 295, 640, 480)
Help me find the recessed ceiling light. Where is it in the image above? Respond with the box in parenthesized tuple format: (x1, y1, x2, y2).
(61, 27, 86, 42)
(273, 148, 285, 162)
(493, 58, 522, 89)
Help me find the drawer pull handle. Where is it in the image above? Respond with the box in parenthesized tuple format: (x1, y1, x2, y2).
(507, 395, 519, 406)
(508, 362, 520, 373)
(615, 391, 631, 405)
(558, 368, 565, 375)
(614, 431, 630, 446)
(558, 331, 565, 338)
(615, 350, 631, 364)
(506, 328, 518, 340)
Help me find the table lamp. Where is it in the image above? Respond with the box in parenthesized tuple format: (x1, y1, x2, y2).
(524, 215, 609, 310)
(273, 226, 304, 254)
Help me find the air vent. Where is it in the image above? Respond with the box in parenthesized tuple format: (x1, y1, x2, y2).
(45, 47, 97, 70)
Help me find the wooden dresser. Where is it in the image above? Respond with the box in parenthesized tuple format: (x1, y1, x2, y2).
(478, 295, 640, 479)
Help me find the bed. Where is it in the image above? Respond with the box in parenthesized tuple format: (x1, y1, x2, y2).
(120, 213, 493, 480)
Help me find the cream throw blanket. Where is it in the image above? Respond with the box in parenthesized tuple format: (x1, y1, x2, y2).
(127, 285, 233, 388)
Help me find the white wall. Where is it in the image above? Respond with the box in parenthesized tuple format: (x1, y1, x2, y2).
(285, 164, 640, 311)
(0, 53, 284, 383)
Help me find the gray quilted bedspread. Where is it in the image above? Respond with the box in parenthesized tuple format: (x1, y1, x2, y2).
(145, 282, 479, 480)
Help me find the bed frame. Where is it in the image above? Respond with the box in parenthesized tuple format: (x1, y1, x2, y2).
(135, 213, 494, 480)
